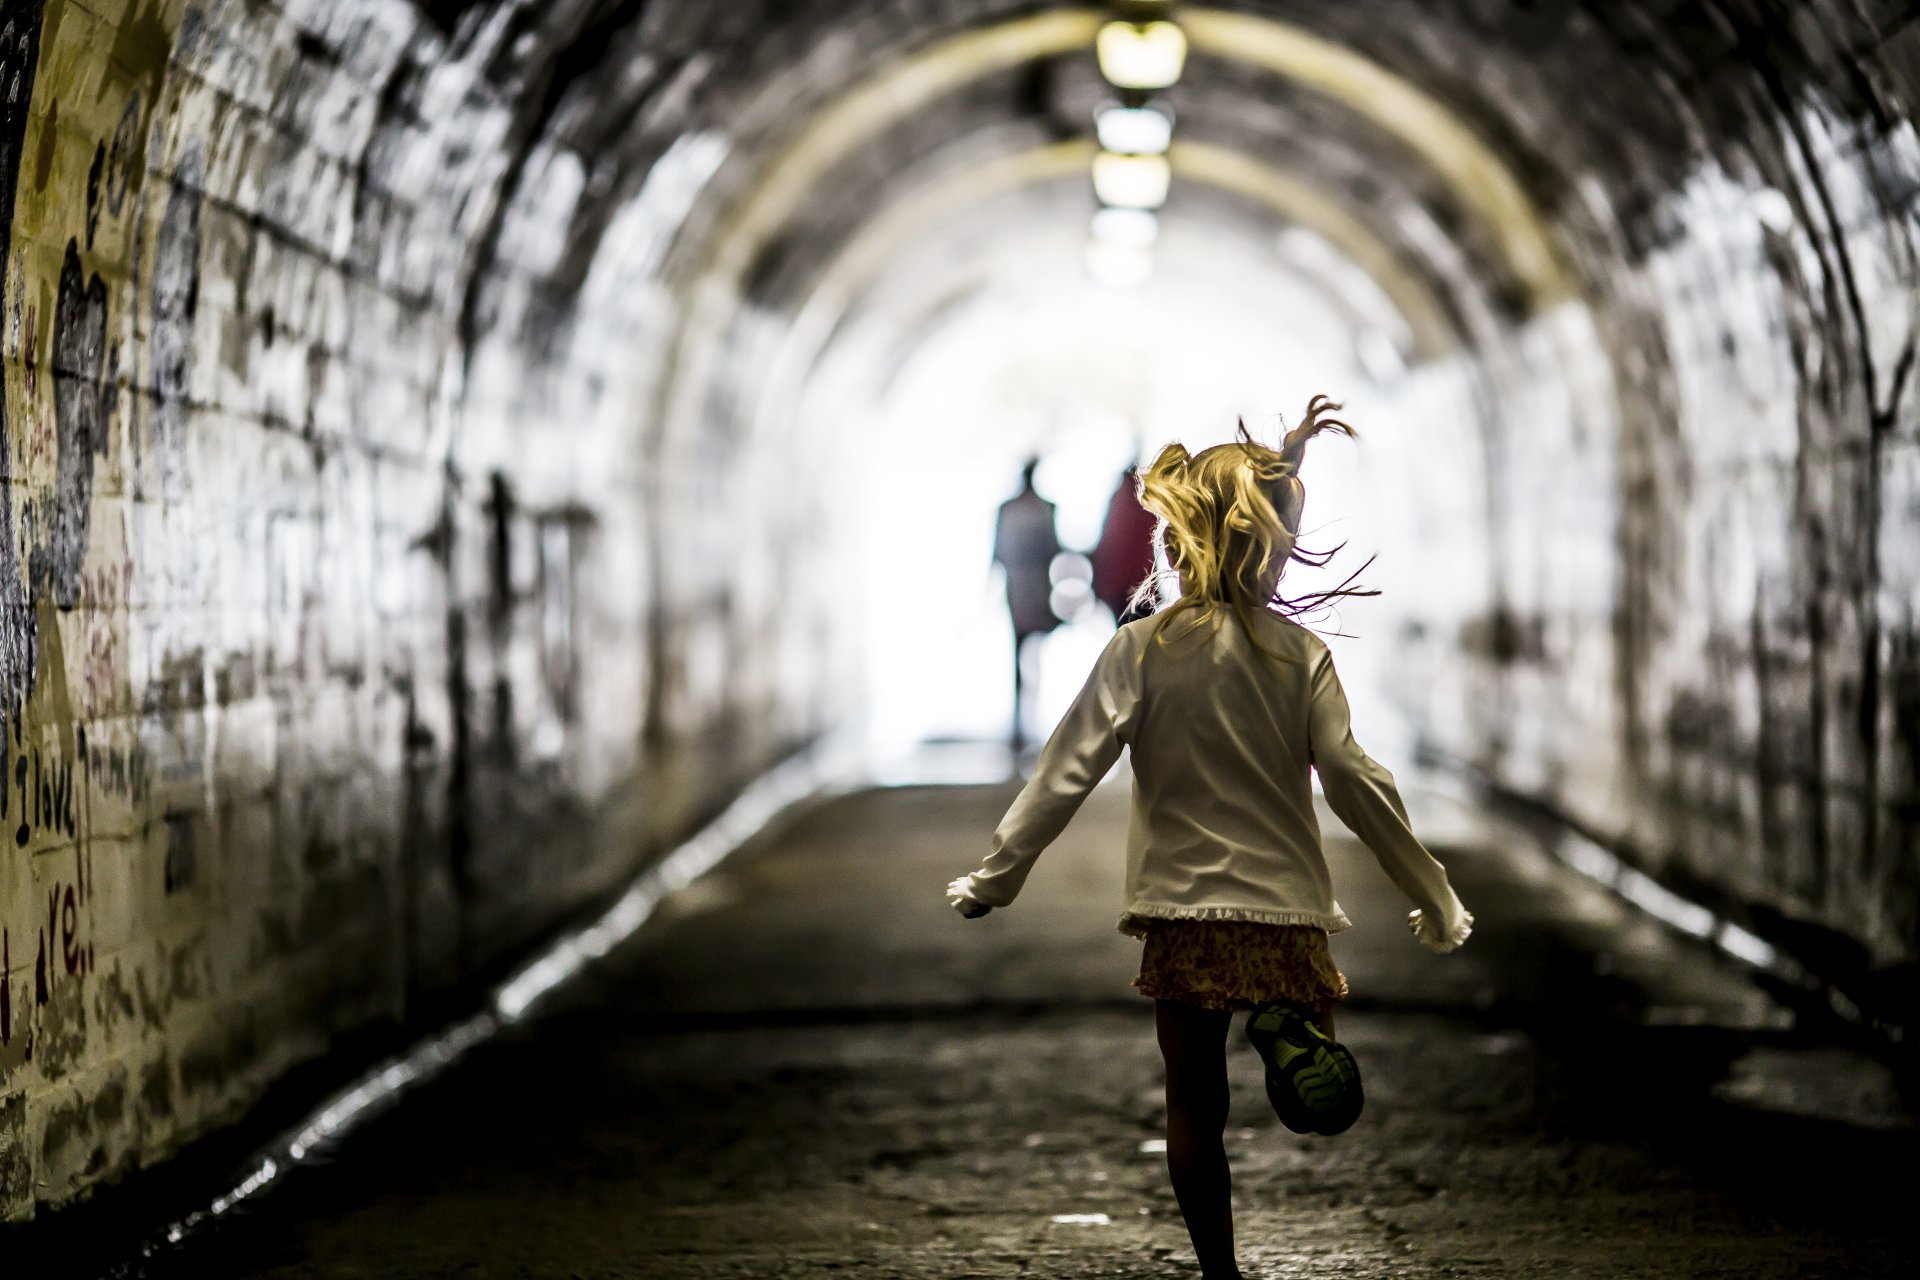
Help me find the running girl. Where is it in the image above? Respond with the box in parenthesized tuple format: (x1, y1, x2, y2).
(946, 396, 1473, 1280)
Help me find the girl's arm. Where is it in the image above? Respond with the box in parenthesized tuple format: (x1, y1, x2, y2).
(1307, 644, 1473, 952)
(957, 628, 1144, 910)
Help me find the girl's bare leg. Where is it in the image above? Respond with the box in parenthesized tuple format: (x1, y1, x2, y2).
(1155, 999, 1242, 1280)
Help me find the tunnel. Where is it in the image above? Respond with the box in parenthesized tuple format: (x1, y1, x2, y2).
(1, 0, 1917, 1273)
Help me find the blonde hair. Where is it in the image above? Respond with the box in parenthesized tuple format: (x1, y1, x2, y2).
(1129, 395, 1372, 658)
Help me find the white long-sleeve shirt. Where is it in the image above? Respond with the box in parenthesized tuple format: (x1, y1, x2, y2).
(962, 609, 1472, 949)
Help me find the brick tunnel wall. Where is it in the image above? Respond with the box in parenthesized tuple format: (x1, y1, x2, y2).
(1344, 1, 1920, 1011)
(0, 0, 851, 1221)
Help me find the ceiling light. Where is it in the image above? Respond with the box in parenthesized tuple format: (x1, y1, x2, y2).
(1085, 241, 1153, 289)
(1091, 207, 1159, 249)
(1092, 151, 1171, 209)
(1095, 104, 1173, 155)
(1750, 187, 1795, 234)
(1096, 21, 1187, 90)
(1354, 329, 1407, 384)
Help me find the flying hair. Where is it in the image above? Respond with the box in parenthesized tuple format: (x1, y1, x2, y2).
(1127, 394, 1378, 659)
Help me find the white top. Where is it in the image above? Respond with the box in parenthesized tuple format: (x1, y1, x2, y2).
(959, 610, 1473, 951)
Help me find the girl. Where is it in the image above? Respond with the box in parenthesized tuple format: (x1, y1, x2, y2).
(946, 397, 1472, 1280)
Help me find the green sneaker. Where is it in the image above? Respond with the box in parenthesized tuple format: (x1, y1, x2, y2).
(1244, 1001, 1364, 1136)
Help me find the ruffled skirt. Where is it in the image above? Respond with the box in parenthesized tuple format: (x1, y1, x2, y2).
(1133, 918, 1348, 1014)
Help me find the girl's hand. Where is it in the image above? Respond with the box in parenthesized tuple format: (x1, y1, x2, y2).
(1408, 907, 1473, 953)
(947, 876, 992, 919)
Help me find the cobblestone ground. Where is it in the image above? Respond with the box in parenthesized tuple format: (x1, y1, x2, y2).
(152, 779, 1913, 1279)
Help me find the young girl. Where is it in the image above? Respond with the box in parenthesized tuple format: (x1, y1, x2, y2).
(946, 397, 1472, 1280)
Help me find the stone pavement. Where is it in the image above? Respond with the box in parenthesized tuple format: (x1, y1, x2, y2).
(145, 775, 1912, 1278)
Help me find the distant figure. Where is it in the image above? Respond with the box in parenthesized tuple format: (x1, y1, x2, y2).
(992, 459, 1062, 748)
(949, 397, 1471, 1280)
(1090, 466, 1159, 624)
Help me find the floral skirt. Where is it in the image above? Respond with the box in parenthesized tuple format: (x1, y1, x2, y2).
(1133, 919, 1348, 1014)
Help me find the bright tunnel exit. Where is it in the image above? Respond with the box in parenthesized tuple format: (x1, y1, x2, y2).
(794, 191, 1428, 774)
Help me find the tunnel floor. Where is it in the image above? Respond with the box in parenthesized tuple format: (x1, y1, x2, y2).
(144, 777, 1913, 1279)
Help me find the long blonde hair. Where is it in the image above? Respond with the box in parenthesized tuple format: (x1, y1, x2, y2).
(1129, 395, 1374, 658)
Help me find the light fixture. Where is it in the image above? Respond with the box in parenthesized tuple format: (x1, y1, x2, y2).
(1085, 240, 1153, 289)
(1091, 206, 1159, 248)
(1354, 329, 1407, 384)
(1096, 20, 1188, 90)
(1092, 151, 1171, 209)
(1750, 187, 1795, 234)
(1094, 103, 1174, 155)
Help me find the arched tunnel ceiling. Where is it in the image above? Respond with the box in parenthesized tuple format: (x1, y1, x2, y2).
(656, 5, 1569, 353)
(626, 2, 1597, 472)
(725, 92, 1479, 363)
(433, 0, 1913, 393)
(409, 1, 1589, 381)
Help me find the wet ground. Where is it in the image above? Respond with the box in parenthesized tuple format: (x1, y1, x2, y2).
(145, 775, 1913, 1278)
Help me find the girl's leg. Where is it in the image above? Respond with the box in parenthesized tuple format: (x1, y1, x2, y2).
(1155, 999, 1242, 1280)
(1010, 632, 1027, 749)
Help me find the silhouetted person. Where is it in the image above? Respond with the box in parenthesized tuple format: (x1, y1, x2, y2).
(992, 459, 1062, 749)
(1091, 465, 1159, 624)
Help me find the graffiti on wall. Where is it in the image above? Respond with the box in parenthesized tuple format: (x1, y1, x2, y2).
(0, 1, 155, 1079)
(0, 1, 48, 720)
(41, 238, 110, 610)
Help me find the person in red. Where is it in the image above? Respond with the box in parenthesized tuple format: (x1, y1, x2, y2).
(1091, 463, 1160, 624)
